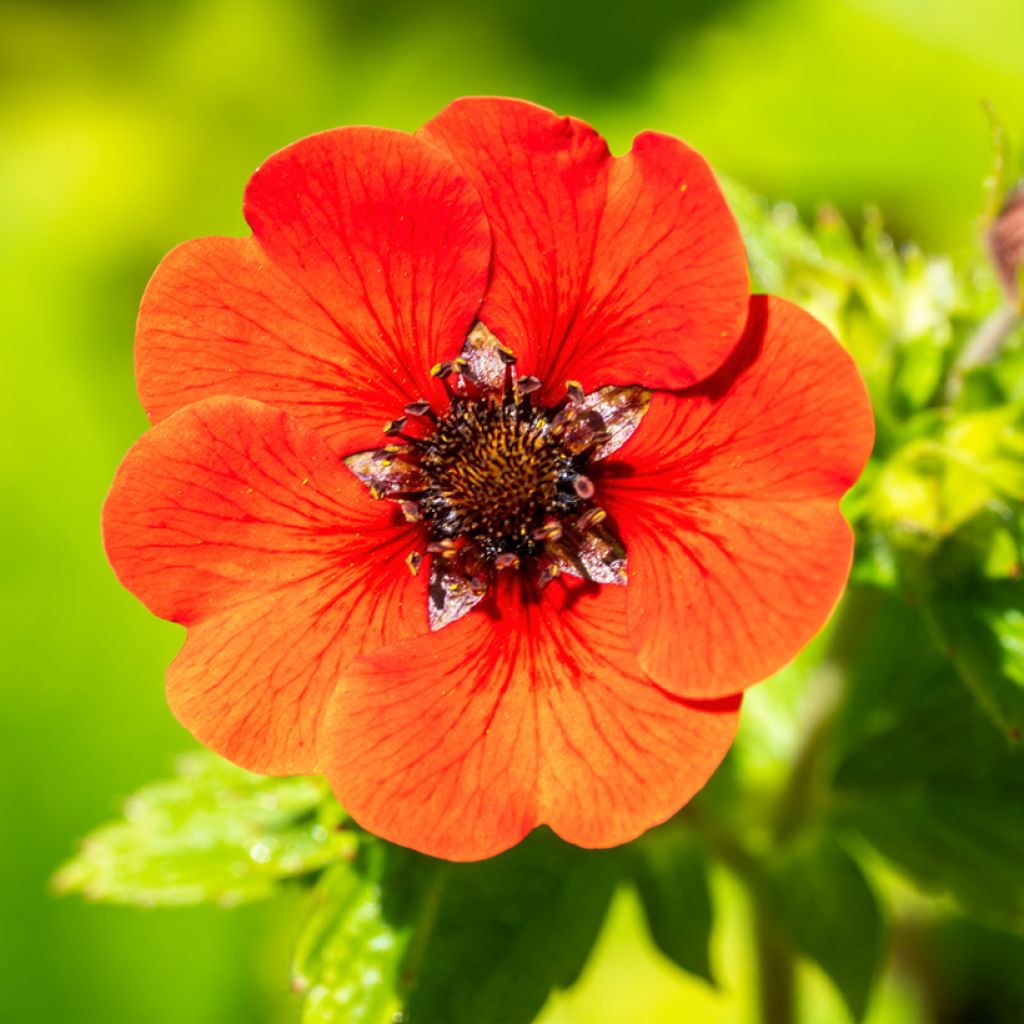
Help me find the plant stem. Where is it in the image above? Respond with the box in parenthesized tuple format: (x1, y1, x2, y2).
(944, 303, 1021, 401)
(754, 900, 796, 1024)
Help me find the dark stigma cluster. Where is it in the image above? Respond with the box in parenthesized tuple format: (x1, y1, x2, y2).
(345, 327, 638, 629)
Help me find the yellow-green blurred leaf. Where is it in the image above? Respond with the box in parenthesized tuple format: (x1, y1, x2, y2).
(55, 753, 350, 907)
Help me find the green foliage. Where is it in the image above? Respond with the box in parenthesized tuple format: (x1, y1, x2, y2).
(832, 596, 1024, 933)
(765, 831, 885, 1021)
(293, 848, 420, 1024)
(296, 832, 616, 1024)
(54, 753, 351, 907)
(629, 826, 715, 984)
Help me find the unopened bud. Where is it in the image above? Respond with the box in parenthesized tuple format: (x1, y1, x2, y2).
(989, 184, 1024, 305)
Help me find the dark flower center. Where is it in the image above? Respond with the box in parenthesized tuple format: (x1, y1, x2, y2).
(418, 399, 585, 560)
(344, 324, 648, 630)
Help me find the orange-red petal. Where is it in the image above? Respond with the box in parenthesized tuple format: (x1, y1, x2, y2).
(137, 127, 491, 454)
(320, 575, 740, 861)
(421, 97, 748, 398)
(102, 397, 428, 773)
(598, 296, 874, 698)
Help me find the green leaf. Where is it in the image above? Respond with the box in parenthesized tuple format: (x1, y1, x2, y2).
(293, 844, 428, 1024)
(294, 831, 616, 1024)
(630, 826, 715, 984)
(832, 596, 1024, 932)
(408, 831, 616, 1023)
(895, 505, 1024, 737)
(766, 830, 885, 1021)
(871, 404, 1024, 544)
(54, 753, 350, 906)
(926, 576, 1024, 741)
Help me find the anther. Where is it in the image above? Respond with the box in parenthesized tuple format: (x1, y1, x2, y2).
(383, 417, 408, 436)
(426, 539, 460, 560)
(573, 474, 595, 500)
(372, 445, 401, 462)
(497, 346, 517, 366)
(404, 400, 437, 421)
(518, 375, 543, 395)
(494, 552, 521, 571)
(577, 506, 607, 530)
(430, 361, 462, 406)
(405, 551, 423, 575)
(532, 518, 564, 543)
(566, 380, 585, 404)
(549, 406, 576, 436)
(538, 563, 561, 588)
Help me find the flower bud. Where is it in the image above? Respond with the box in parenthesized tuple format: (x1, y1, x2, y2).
(988, 183, 1024, 306)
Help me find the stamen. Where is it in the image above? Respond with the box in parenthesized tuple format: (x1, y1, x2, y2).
(346, 327, 644, 629)
(430, 362, 462, 406)
(404, 400, 437, 422)
(573, 474, 595, 500)
(577, 506, 607, 530)
(532, 518, 563, 543)
(426, 539, 460, 560)
(503, 360, 515, 405)
(538, 563, 561, 588)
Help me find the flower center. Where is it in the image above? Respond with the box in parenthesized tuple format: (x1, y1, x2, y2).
(418, 399, 583, 560)
(344, 324, 650, 629)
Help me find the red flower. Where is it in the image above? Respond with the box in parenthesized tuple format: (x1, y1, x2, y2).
(103, 98, 873, 860)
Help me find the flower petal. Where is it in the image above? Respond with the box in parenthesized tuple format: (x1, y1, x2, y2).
(102, 396, 427, 772)
(320, 576, 740, 860)
(599, 295, 874, 698)
(420, 97, 748, 397)
(137, 127, 491, 454)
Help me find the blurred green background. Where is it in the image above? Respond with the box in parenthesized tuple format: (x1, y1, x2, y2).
(3, 0, 1024, 1021)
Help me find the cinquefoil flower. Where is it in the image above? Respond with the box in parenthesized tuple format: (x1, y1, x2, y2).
(103, 98, 873, 860)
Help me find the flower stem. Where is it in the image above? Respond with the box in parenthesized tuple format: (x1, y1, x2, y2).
(754, 900, 796, 1024)
(944, 303, 1021, 401)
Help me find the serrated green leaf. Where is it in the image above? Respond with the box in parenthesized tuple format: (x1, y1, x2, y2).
(54, 753, 351, 906)
(630, 826, 715, 984)
(294, 831, 616, 1024)
(766, 830, 885, 1021)
(832, 597, 1024, 932)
